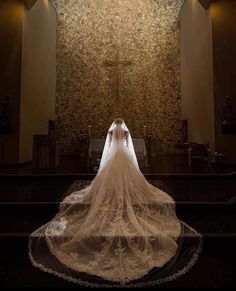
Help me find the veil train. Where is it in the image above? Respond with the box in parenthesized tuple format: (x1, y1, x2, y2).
(29, 121, 202, 287)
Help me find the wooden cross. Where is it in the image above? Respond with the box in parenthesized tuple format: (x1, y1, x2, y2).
(103, 52, 133, 102)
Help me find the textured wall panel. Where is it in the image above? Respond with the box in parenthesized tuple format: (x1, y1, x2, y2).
(53, 0, 184, 154)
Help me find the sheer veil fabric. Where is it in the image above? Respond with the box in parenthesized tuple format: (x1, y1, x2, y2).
(29, 121, 202, 287)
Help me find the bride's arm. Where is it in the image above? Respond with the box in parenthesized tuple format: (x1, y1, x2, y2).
(108, 130, 112, 146)
(125, 131, 129, 147)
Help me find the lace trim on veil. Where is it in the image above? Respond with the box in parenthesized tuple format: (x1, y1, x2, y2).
(28, 121, 202, 287)
(28, 221, 202, 288)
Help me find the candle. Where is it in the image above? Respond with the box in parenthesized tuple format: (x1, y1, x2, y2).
(143, 125, 147, 137)
(88, 125, 91, 137)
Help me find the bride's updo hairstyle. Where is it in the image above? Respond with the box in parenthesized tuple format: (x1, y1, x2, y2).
(114, 118, 124, 125)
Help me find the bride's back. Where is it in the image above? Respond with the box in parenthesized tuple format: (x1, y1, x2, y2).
(98, 120, 139, 172)
(110, 124, 128, 144)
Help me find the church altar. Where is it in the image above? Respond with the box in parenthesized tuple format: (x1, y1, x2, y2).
(88, 138, 147, 165)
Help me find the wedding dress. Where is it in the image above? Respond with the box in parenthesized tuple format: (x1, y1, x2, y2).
(29, 121, 202, 287)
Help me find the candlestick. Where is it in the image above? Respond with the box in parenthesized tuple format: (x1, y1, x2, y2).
(88, 125, 91, 137)
(143, 125, 147, 137)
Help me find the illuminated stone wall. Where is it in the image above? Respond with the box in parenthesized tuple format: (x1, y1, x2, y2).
(53, 0, 184, 153)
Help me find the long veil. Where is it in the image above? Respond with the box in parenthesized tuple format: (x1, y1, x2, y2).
(29, 121, 202, 287)
(98, 121, 139, 172)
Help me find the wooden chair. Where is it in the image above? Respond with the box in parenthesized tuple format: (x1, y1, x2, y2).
(32, 134, 60, 168)
(188, 143, 211, 167)
(174, 142, 197, 166)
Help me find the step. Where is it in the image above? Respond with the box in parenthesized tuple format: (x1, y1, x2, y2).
(0, 176, 235, 203)
(0, 203, 234, 235)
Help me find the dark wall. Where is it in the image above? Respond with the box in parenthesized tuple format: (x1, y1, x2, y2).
(0, 0, 24, 164)
(212, 0, 236, 163)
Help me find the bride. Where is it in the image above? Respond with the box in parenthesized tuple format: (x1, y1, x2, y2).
(29, 118, 202, 287)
